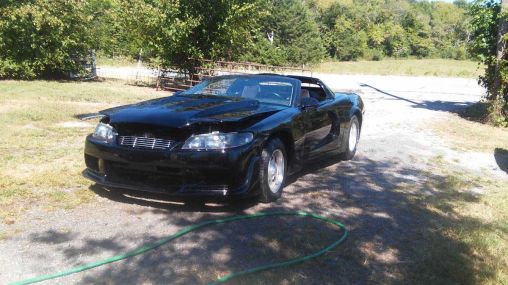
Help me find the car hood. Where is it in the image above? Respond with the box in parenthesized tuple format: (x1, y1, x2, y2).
(100, 94, 285, 128)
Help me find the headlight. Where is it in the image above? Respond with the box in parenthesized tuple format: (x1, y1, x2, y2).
(92, 123, 116, 143)
(182, 132, 253, 150)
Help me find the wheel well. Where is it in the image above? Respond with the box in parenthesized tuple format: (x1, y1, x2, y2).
(353, 110, 362, 127)
(267, 131, 295, 166)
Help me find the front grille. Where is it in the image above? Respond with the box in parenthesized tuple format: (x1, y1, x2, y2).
(118, 136, 174, 150)
(105, 161, 231, 193)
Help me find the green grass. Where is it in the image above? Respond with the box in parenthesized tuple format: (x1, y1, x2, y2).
(0, 80, 170, 223)
(313, 58, 483, 78)
(407, 168, 508, 285)
(417, 118, 508, 284)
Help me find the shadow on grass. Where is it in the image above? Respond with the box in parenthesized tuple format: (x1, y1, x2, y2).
(459, 101, 490, 123)
(26, 156, 504, 285)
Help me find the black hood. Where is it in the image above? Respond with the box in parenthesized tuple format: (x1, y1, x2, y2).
(100, 94, 285, 128)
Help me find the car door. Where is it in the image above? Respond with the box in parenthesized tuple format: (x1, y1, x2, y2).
(302, 94, 337, 158)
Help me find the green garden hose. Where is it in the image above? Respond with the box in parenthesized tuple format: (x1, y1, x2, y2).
(10, 211, 348, 285)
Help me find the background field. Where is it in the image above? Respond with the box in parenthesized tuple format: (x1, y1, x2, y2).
(314, 59, 483, 78)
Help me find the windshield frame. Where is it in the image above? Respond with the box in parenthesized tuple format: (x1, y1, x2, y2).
(180, 75, 300, 107)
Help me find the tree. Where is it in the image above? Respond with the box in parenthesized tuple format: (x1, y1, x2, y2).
(469, 0, 508, 125)
(152, 0, 262, 71)
(493, 0, 508, 100)
(324, 15, 368, 60)
(244, 0, 326, 65)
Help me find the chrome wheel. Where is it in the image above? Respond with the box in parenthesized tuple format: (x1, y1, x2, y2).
(267, 149, 285, 193)
(348, 120, 359, 152)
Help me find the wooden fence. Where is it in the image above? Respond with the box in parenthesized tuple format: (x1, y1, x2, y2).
(156, 59, 313, 92)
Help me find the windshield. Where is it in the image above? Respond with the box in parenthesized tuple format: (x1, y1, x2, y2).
(181, 76, 295, 106)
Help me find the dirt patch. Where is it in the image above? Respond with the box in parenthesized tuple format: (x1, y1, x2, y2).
(426, 114, 508, 177)
(0, 105, 12, 113)
(429, 114, 508, 153)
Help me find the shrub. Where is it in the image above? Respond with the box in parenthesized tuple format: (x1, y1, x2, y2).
(364, 49, 385, 61)
(0, 1, 94, 79)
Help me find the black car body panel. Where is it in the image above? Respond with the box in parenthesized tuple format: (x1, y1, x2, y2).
(100, 95, 286, 129)
(83, 74, 364, 198)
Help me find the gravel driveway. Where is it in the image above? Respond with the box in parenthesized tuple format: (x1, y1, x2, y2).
(1, 74, 502, 285)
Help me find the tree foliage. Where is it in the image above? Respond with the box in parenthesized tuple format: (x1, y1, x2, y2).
(469, 0, 508, 125)
(0, 0, 95, 79)
(158, 0, 263, 70)
(317, 0, 470, 61)
(242, 0, 325, 65)
(0, 0, 474, 78)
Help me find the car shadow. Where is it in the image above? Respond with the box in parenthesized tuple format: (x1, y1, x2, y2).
(285, 153, 344, 185)
(89, 184, 259, 213)
(88, 155, 344, 214)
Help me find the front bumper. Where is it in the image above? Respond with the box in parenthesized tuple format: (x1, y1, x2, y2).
(83, 135, 261, 198)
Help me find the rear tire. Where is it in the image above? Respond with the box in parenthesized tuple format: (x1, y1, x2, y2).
(259, 138, 287, 203)
(339, 115, 360, 160)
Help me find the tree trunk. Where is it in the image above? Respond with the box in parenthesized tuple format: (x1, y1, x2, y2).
(493, 0, 508, 101)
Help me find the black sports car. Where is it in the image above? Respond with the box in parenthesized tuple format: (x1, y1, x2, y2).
(83, 74, 364, 202)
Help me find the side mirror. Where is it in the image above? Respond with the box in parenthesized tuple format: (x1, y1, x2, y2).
(300, 97, 319, 109)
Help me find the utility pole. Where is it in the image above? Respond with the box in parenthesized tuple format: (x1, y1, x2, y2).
(493, 0, 508, 99)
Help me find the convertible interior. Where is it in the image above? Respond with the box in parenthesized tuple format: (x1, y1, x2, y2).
(302, 84, 328, 102)
(237, 77, 333, 105)
(290, 75, 334, 103)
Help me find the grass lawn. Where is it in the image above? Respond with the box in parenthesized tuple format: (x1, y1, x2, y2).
(426, 115, 508, 284)
(313, 58, 483, 78)
(0, 80, 170, 224)
(407, 164, 508, 284)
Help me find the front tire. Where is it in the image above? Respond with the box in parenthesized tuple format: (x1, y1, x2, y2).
(339, 115, 360, 160)
(259, 138, 287, 203)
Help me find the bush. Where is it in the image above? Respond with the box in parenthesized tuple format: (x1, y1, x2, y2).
(364, 49, 385, 61)
(0, 60, 36, 80)
(438, 45, 468, 60)
(0, 1, 94, 79)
